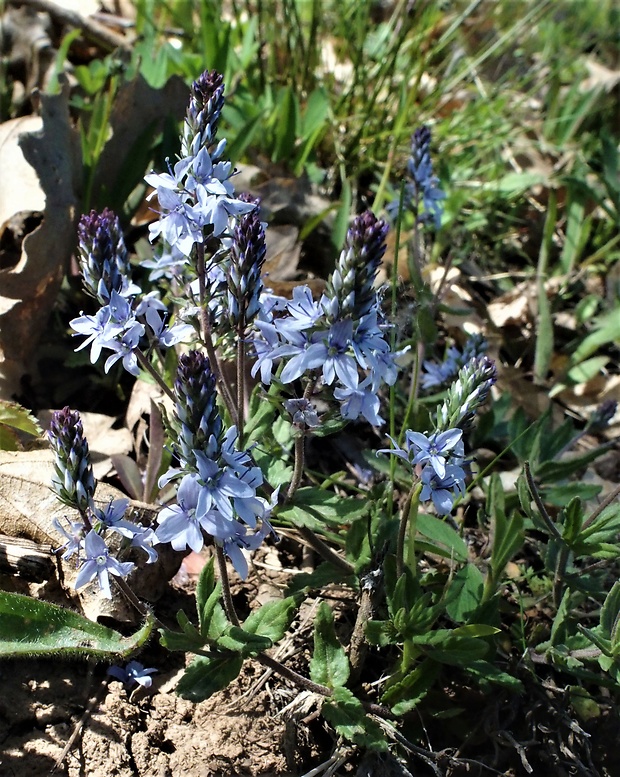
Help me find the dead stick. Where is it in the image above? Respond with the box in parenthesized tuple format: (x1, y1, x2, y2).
(7, 0, 131, 51)
(50, 678, 110, 774)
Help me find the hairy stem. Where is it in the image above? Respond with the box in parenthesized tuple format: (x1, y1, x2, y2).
(195, 243, 238, 424)
(396, 483, 421, 579)
(297, 526, 355, 575)
(236, 326, 246, 443)
(256, 653, 395, 719)
(286, 434, 305, 502)
(215, 544, 240, 627)
(134, 349, 176, 403)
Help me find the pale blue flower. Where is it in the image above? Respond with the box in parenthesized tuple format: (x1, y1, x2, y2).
(334, 378, 384, 427)
(420, 462, 466, 515)
(108, 660, 157, 689)
(75, 530, 134, 599)
(405, 428, 463, 479)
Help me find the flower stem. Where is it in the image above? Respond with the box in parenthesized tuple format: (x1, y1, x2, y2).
(215, 544, 240, 627)
(134, 349, 176, 403)
(195, 242, 238, 424)
(396, 483, 422, 579)
(297, 526, 355, 575)
(286, 434, 305, 502)
(236, 325, 246, 444)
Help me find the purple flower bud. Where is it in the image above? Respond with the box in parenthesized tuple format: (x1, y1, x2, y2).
(326, 210, 389, 323)
(172, 350, 223, 468)
(283, 398, 321, 429)
(436, 356, 498, 432)
(387, 125, 445, 228)
(77, 209, 136, 304)
(587, 399, 618, 433)
(183, 70, 226, 156)
(227, 210, 266, 328)
(48, 407, 95, 512)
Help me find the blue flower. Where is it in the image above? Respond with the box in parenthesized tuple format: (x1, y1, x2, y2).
(194, 451, 254, 522)
(156, 474, 209, 553)
(75, 530, 134, 599)
(334, 377, 384, 427)
(103, 320, 145, 376)
(107, 660, 157, 689)
(405, 428, 463, 479)
(420, 462, 466, 515)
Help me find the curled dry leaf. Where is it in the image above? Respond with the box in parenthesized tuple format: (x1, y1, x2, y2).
(0, 449, 182, 624)
(0, 83, 80, 401)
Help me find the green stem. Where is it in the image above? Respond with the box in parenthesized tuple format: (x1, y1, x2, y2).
(195, 243, 238, 424)
(286, 434, 305, 502)
(396, 483, 422, 580)
(215, 544, 240, 627)
(134, 349, 175, 403)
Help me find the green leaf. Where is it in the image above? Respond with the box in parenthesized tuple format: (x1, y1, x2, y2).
(365, 619, 399, 647)
(0, 591, 153, 659)
(466, 660, 523, 691)
(243, 595, 301, 644)
(536, 443, 614, 483)
(216, 625, 273, 656)
(570, 308, 620, 366)
(0, 401, 43, 438)
(194, 559, 227, 640)
(489, 506, 524, 582)
(176, 653, 244, 702)
(273, 85, 299, 162)
(408, 630, 490, 665)
(244, 384, 278, 446)
(416, 513, 468, 563)
(278, 487, 369, 526)
(322, 687, 387, 750)
(309, 601, 349, 689)
(332, 177, 351, 250)
(445, 564, 484, 623)
(195, 558, 217, 623)
(286, 562, 354, 593)
(382, 659, 439, 713)
(533, 189, 556, 383)
(600, 581, 620, 643)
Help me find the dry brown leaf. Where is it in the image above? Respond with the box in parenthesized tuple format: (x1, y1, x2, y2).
(94, 73, 188, 205)
(0, 449, 181, 622)
(0, 83, 80, 400)
(487, 282, 536, 329)
(38, 410, 133, 480)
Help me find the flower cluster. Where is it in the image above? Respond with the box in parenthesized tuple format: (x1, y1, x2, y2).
(386, 125, 446, 228)
(436, 354, 498, 433)
(155, 351, 276, 578)
(71, 210, 193, 376)
(145, 71, 254, 259)
(421, 334, 488, 390)
(251, 210, 398, 427)
(379, 428, 466, 515)
(48, 408, 157, 598)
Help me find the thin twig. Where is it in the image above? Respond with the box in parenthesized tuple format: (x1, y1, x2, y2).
(582, 482, 620, 532)
(50, 677, 110, 774)
(296, 526, 355, 576)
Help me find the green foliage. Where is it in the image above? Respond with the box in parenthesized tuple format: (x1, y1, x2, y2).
(0, 401, 43, 450)
(0, 592, 154, 659)
(309, 601, 349, 689)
